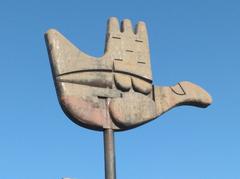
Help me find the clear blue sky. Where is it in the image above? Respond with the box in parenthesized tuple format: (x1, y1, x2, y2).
(0, 0, 239, 179)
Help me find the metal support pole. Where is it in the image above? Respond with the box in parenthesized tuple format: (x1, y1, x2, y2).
(103, 128, 116, 179)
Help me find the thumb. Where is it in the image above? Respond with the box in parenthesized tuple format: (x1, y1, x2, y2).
(154, 81, 212, 115)
(45, 29, 99, 76)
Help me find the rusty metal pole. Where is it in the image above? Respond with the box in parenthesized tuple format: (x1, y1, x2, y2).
(103, 128, 116, 179)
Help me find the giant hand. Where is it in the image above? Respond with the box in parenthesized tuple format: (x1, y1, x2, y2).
(45, 17, 212, 131)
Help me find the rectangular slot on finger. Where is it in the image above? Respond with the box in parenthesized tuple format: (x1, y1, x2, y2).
(97, 96, 108, 99)
(126, 50, 134, 52)
(137, 61, 146, 64)
(114, 59, 123, 61)
(112, 36, 121, 39)
(135, 39, 143, 43)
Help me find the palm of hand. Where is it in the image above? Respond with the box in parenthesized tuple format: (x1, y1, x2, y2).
(45, 17, 212, 131)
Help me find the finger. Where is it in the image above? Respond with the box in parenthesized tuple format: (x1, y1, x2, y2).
(107, 17, 120, 34)
(135, 21, 148, 42)
(121, 19, 134, 33)
(105, 17, 121, 53)
(45, 29, 98, 76)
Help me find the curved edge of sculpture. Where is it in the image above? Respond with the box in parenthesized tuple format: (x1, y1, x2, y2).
(44, 17, 212, 132)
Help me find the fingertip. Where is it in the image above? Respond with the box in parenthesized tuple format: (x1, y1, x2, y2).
(121, 19, 134, 33)
(136, 21, 147, 33)
(108, 17, 120, 33)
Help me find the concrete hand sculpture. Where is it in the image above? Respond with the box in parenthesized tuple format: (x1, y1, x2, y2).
(45, 17, 212, 131)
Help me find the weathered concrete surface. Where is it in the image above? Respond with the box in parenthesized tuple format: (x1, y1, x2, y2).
(45, 17, 212, 131)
